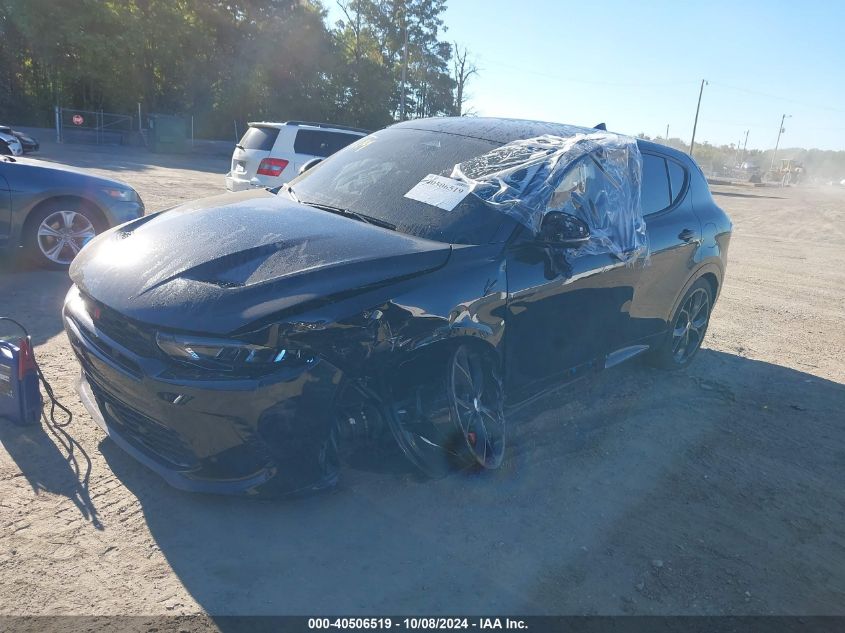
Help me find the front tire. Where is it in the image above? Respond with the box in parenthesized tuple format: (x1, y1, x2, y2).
(648, 278, 713, 369)
(23, 200, 103, 269)
(384, 343, 507, 477)
(447, 345, 506, 469)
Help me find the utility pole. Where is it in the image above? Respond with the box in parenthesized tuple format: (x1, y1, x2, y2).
(689, 79, 708, 157)
(770, 114, 791, 170)
(400, 10, 409, 121)
(665, 124, 669, 142)
(740, 129, 749, 166)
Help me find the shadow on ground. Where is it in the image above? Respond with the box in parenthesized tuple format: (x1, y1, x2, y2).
(96, 350, 845, 617)
(0, 259, 71, 345)
(0, 408, 101, 529)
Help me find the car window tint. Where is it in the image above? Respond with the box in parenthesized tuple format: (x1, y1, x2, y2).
(641, 153, 671, 215)
(667, 159, 687, 203)
(239, 126, 279, 151)
(294, 130, 362, 157)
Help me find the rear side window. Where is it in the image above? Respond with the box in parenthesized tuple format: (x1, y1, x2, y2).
(239, 126, 279, 151)
(294, 130, 362, 157)
(641, 153, 671, 215)
(667, 159, 687, 203)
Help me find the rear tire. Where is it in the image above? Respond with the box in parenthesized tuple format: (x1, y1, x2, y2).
(22, 200, 104, 269)
(648, 278, 713, 369)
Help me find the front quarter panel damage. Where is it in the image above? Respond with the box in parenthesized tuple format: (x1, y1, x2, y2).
(278, 243, 507, 376)
(270, 243, 508, 473)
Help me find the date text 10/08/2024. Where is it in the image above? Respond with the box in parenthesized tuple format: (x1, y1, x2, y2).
(307, 618, 529, 630)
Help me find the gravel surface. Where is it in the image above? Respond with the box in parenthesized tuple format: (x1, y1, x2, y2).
(0, 142, 843, 616)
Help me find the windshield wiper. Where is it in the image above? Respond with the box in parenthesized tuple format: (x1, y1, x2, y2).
(272, 186, 396, 230)
(301, 201, 397, 231)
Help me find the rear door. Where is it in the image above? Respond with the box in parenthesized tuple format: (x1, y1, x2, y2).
(627, 152, 702, 340)
(292, 129, 363, 172)
(230, 125, 281, 181)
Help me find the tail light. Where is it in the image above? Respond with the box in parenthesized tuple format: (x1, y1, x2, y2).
(256, 158, 289, 177)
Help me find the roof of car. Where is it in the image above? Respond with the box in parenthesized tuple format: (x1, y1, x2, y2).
(393, 117, 692, 163)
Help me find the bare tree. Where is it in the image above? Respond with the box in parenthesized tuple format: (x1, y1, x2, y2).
(452, 42, 478, 116)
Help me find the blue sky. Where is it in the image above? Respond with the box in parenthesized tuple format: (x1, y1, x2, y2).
(441, 0, 844, 150)
(330, 0, 844, 150)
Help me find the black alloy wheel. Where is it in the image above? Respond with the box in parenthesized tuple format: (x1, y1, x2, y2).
(650, 278, 713, 369)
(447, 345, 506, 469)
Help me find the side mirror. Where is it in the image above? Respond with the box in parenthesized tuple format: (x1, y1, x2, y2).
(298, 158, 323, 175)
(538, 212, 591, 248)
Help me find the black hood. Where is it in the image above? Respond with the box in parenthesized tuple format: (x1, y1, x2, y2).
(70, 190, 451, 334)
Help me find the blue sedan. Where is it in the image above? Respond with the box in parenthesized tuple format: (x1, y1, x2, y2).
(0, 155, 144, 268)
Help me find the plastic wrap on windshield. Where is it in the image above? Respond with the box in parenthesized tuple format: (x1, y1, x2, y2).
(451, 130, 647, 263)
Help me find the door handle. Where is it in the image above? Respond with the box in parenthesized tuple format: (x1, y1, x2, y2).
(678, 228, 698, 243)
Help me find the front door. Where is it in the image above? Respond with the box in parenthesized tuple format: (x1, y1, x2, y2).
(505, 243, 638, 400)
(504, 154, 644, 400)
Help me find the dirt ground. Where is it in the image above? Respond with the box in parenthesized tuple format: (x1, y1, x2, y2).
(0, 141, 843, 617)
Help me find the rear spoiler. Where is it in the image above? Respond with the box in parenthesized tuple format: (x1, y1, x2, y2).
(285, 121, 371, 134)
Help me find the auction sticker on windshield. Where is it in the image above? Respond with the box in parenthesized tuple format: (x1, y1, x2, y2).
(404, 174, 470, 211)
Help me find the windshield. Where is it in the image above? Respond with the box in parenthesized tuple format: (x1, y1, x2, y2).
(287, 127, 512, 245)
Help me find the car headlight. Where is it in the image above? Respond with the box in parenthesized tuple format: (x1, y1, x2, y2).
(101, 187, 139, 202)
(155, 331, 312, 372)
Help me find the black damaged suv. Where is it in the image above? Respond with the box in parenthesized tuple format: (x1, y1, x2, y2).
(63, 117, 731, 495)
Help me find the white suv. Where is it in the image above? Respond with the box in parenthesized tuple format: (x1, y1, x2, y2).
(225, 121, 369, 192)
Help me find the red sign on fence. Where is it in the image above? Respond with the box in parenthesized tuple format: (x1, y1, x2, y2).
(72, 114, 84, 126)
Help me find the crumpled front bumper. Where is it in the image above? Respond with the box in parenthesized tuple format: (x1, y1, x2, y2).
(63, 288, 343, 496)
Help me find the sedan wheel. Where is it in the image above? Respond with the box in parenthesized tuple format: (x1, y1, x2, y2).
(24, 202, 102, 269)
(37, 210, 96, 265)
(447, 345, 506, 469)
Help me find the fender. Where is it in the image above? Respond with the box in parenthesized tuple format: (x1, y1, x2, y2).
(669, 260, 724, 319)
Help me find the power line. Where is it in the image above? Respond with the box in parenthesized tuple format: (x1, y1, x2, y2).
(702, 117, 845, 131)
(709, 82, 845, 114)
(470, 60, 845, 114)
(475, 57, 697, 89)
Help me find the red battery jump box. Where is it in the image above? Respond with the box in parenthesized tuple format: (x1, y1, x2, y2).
(0, 334, 42, 426)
